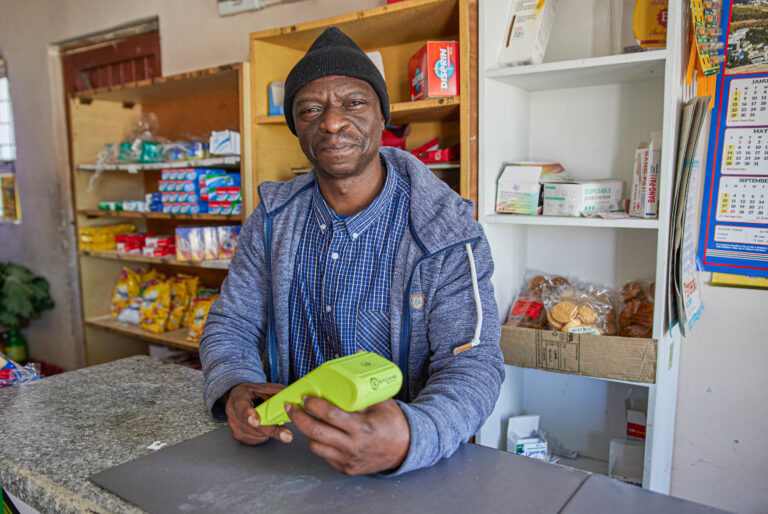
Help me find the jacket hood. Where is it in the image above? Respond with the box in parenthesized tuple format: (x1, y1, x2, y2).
(257, 146, 480, 254)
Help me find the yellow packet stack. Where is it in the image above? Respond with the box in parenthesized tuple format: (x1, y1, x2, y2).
(110, 267, 141, 316)
(139, 281, 172, 334)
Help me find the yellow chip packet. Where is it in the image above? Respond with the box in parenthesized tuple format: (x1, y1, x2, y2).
(110, 268, 140, 317)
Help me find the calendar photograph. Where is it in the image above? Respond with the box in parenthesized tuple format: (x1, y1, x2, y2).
(726, 1, 768, 75)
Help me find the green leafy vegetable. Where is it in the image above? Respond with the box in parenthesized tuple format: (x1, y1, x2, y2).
(0, 262, 55, 328)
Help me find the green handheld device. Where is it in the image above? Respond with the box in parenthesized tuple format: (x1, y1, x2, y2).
(254, 351, 403, 426)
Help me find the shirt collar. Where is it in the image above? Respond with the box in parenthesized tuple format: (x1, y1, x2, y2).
(311, 157, 396, 238)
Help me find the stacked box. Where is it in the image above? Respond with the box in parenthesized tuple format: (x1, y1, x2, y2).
(158, 168, 240, 214)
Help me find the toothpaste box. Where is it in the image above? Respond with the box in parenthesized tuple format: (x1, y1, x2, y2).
(495, 162, 566, 215)
(208, 201, 222, 215)
(543, 179, 625, 217)
(629, 132, 661, 219)
(498, 0, 560, 67)
(506, 415, 548, 460)
(409, 41, 460, 101)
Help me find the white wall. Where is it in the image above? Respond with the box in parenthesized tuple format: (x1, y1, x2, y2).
(670, 274, 768, 514)
(0, 1, 767, 512)
(0, 0, 381, 370)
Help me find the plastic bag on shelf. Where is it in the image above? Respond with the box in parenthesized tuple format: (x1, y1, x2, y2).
(504, 270, 571, 329)
(110, 267, 141, 316)
(139, 280, 172, 334)
(619, 280, 655, 338)
(542, 279, 618, 336)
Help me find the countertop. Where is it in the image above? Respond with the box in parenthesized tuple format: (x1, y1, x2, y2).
(0, 356, 221, 513)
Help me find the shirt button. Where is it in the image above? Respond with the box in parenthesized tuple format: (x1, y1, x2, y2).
(320, 224, 327, 230)
(331, 252, 339, 260)
(325, 305, 331, 313)
(334, 353, 340, 359)
(352, 233, 358, 240)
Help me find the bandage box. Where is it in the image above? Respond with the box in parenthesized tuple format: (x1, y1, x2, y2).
(506, 415, 548, 460)
(210, 130, 240, 156)
(543, 179, 625, 217)
(629, 132, 661, 219)
(498, 0, 560, 67)
(409, 41, 459, 101)
(496, 162, 566, 215)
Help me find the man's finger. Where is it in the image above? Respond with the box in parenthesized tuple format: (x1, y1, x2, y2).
(286, 402, 350, 449)
(301, 395, 356, 433)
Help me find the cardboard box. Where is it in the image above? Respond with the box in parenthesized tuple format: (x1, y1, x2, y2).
(609, 438, 644, 487)
(498, 0, 560, 67)
(496, 162, 566, 215)
(409, 41, 459, 101)
(542, 179, 625, 217)
(629, 132, 661, 219)
(499, 325, 657, 383)
(506, 415, 548, 460)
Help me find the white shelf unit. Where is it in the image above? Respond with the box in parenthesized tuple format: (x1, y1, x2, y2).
(476, 1, 690, 494)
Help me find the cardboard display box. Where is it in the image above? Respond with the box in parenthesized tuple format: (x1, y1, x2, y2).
(499, 325, 657, 383)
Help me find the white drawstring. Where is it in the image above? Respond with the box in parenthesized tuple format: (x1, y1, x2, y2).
(454, 243, 483, 355)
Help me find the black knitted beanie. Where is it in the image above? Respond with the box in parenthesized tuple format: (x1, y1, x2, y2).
(283, 27, 390, 135)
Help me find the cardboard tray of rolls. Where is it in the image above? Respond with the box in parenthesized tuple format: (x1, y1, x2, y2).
(499, 274, 657, 384)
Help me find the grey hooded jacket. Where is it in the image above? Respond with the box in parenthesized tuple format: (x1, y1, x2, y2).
(200, 146, 504, 475)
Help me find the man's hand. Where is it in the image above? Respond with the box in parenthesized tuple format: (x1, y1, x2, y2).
(286, 395, 410, 476)
(225, 382, 293, 445)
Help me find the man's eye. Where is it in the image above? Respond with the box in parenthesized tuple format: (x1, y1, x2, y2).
(302, 107, 321, 114)
(349, 100, 365, 107)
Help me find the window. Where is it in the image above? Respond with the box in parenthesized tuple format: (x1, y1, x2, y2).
(0, 58, 15, 161)
(0, 57, 19, 221)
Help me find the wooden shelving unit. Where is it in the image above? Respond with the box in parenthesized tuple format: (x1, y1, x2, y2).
(248, 0, 477, 202)
(475, 0, 690, 494)
(84, 315, 198, 352)
(79, 250, 231, 270)
(77, 209, 243, 222)
(68, 63, 251, 365)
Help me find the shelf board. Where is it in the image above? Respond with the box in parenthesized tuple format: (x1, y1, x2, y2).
(77, 210, 244, 222)
(482, 213, 659, 229)
(85, 315, 199, 352)
(76, 156, 240, 172)
(79, 250, 231, 270)
(254, 97, 461, 126)
(426, 162, 461, 170)
(485, 50, 667, 91)
(250, 0, 460, 50)
(71, 64, 240, 103)
(557, 455, 609, 476)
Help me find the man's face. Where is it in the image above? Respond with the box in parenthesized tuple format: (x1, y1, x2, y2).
(292, 75, 385, 180)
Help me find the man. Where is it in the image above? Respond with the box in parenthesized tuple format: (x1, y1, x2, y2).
(200, 27, 504, 476)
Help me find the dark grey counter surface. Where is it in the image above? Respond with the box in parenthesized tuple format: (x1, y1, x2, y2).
(0, 355, 728, 514)
(0, 356, 221, 513)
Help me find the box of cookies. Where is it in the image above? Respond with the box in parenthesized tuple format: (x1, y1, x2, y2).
(500, 271, 657, 383)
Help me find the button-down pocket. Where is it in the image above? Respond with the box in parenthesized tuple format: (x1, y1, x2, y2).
(355, 310, 391, 359)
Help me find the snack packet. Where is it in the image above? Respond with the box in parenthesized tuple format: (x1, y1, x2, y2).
(186, 294, 220, 343)
(618, 280, 655, 338)
(110, 268, 140, 316)
(505, 271, 571, 329)
(139, 280, 172, 334)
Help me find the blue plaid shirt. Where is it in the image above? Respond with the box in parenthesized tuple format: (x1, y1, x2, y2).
(288, 162, 410, 380)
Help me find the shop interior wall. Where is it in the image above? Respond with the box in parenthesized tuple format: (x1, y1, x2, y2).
(0, 0, 766, 512)
(0, 0, 380, 371)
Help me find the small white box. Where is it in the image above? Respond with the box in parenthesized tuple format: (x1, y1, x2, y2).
(209, 130, 240, 156)
(496, 162, 566, 215)
(609, 438, 644, 487)
(543, 179, 625, 217)
(629, 132, 661, 219)
(498, 0, 560, 67)
(506, 415, 548, 460)
(268, 81, 285, 116)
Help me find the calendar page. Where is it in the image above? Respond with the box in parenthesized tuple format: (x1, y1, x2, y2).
(726, 78, 768, 127)
(698, 1, 768, 278)
(720, 128, 768, 175)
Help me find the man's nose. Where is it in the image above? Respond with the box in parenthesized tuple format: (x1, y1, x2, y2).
(319, 105, 350, 133)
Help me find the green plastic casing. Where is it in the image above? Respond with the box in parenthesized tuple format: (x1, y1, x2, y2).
(254, 351, 403, 426)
